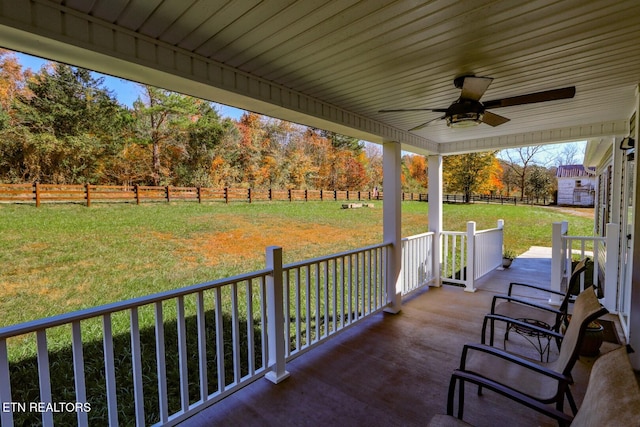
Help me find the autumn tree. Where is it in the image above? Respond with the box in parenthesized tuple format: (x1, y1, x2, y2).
(133, 86, 198, 185)
(402, 154, 428, 192)
(443, 152, 497, 202)
(5, 63, 129, 183)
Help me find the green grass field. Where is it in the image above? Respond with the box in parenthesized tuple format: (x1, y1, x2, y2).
(1, 200, 593, 328)
(0, 200, 594, 425)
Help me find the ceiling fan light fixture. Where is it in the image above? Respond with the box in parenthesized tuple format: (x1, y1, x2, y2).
(447, 112, 483, 128)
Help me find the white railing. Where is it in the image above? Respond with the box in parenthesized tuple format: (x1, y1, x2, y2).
(401, 232, 435, 295)
(473, 221, 504, 280)
(282, 243, 389, 360)
(0, 268, 273, 427)
(441, 221, 504, 292)
(0, 243, 392, 427)
(441, 230, 467, 287)
(552, 221, 619, 312)
(2, 227, 504, 426)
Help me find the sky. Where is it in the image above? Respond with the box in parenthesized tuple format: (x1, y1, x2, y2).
(13, 51, 246, 120)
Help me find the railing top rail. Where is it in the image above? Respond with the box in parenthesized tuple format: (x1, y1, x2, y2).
(284, 242, 390, 270)
(475, 227, 503, 235)
(0, 268, 271, 340)
(401, 231, 434, 242)
(562, 235, 606, 242)
(441, 230, 466, 236)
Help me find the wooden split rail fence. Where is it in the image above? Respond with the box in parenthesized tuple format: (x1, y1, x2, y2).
(0, 183, 429, 207)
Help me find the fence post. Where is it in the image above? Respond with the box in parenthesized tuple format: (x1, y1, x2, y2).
(224, 187, 228, 204)
(334, 190, 337, 201)
(264, 246, 290, 384)
(550, 221, 568, 305)
(34, 181, 40, 207)
(166, 186, 171, 203)
(248, 188, 252, 203)
(197, 187, 202, 203)
(269, 188, 272, 201)
(288, 189, 292, 202)
(464, 221, 477, 293)
(304, 189, 308, 202)
(85, 183, 91, 207)
(134, 185, 140, 205)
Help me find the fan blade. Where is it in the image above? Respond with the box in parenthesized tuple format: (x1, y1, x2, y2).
(460, 76, 493, 101)
(483, 86, 576, 109)
(409, 116, 445, 131)
(379, 108, 448, 113)
(481, 111, 510, 127)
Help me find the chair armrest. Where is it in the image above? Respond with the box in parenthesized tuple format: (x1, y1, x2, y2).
(508, 282, 565, 297)
(481, 314, 563, 346)
(490, 295, 564, 316)
(447, 369, 574, 425)
(459, 342, 570, 383)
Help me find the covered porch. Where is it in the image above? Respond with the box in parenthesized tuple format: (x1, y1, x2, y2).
(182, 247, 623, 427)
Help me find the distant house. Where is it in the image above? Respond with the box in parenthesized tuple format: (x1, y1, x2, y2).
(556, 165, 595, 206)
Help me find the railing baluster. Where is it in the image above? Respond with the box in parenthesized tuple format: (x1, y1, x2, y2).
(283, 271, 291, 357)
(260, 276, 268, 368)
(331, 260, 337, 333)
(71, 321, 89, 426)
(102, 314, 118, 426)
(323, 261, 329, 337)
(196, 291, 208, 402)
(231, 283, 241, 384)
(129, 309, 145, 425)
(305, 266, 311, 347)
(176, 296, 189, 412)
(246, 280, 255, 376)
(349, 255, 355, 323)
(36, 330, 54, 427)
(295, 268, 301, 352)
(214, 287, 225, 392)
(314, 263, 320, 342)
(0, 339, 13, 427)
(155, 302, 169, 423)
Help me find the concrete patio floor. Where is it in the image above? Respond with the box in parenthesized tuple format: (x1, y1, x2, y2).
(180, 247, 624, 427)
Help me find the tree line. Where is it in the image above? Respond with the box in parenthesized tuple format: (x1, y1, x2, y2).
(0, 50, 564, 199)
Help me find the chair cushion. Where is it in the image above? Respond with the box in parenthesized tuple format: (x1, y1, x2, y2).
(571, 346, 640, 426)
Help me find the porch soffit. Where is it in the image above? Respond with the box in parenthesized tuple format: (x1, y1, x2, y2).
(0, 1, 637, 155)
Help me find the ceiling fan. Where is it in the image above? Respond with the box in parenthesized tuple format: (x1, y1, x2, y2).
(379, 75, 576, 131)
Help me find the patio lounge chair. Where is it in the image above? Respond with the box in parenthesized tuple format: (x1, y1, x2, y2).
(483, 258, 589, 360)
(428, 345, 640, 427)
(448, 286, 607, 420)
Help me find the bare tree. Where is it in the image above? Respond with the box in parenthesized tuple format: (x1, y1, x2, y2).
(500, 146, 546, 199)
(554, 142, 582, 166)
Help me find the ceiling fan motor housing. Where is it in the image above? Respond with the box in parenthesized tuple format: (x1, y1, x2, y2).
(446, 99, 484, 127)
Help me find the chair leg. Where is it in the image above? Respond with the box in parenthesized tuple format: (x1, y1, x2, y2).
(566, 388, 578, 415)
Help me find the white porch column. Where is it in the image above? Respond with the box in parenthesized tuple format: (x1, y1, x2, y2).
(383, 141, 402, 313)
(603, 223, 619, 313)
(428, 155, 443, 286)
(629, 84, 640, 369)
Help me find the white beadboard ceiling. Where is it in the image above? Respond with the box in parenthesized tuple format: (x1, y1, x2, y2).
(0, 0, 638, 154)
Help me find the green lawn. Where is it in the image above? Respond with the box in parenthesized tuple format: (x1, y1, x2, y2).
(1, 201, 592, 327)
(0, 200, 593, 425)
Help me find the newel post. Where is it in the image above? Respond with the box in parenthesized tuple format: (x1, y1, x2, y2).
(265, 246, 290, 384)
(464, 221, 477, 293)
(550, 221, 568, 305)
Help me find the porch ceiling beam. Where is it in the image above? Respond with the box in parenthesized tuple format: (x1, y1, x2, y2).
(438, 120, 629, 155)
(0, 0, 436, 151)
